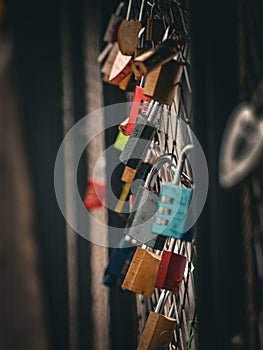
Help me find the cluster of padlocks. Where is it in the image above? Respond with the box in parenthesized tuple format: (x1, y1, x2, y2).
(99, 0, 198, 349)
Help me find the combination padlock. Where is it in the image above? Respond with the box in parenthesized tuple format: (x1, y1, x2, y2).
(121, 247, 161, 297)
(103, 2, 125, 43)
(124, 154, 175, 248)
(117, 0, 145, 56)
(152, 145, 194, 241)
(154, 250, 186, 292)
(103, 236, 137, 288)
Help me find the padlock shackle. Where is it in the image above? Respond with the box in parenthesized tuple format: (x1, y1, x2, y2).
(144, 153, 176, 189)
(115, 1, 125, 16)
(138, 0, 146, 21)
(155, 289, 169, 314)
(126, 0, 133, 20)
(173, 144, 193, 185)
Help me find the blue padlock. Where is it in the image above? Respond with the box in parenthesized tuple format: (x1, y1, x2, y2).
(103, 237, 137, 288)
(152, 145, 194, 241)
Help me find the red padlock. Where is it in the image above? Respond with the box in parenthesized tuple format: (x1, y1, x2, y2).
(154, 251, 186, 292)
(126, 86, 152, 135)
(84, 179, 106, 209)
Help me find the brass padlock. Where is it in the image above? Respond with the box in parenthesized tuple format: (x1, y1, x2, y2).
(122, 247, 161, 297)
(132, 36, 186, 80)
(137, 311, 177, 350)
(117, 0, 145, 56)
(143, 59, 183, 105)
(145, 3, 165, 43)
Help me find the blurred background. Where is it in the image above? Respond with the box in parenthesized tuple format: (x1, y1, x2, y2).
(0, 0, 262, 350)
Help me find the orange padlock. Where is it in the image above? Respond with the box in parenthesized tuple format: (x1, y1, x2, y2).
(122, 247, 161, 297)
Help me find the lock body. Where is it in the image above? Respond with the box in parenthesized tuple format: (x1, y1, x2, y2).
(126, 86, 152, 135)
(145, 18, 164, 42)
(155, 251, 186, 292)
(119, 115, 157, 167)
(109, 50, 132, 85)
(125, 186, 159, 247)
(118, 20, 142, 56)
(114, 131, 129, 152)
(101, 42, 119, 81)
(103, 238, 137, 288)
(122, 247, 161, 297)
(152, 183, 193, 241)
(137, 311, 177, 350)
(118, 71, 137, 91)
(144, 60, 182, 105)
(132, 37, 185, 79)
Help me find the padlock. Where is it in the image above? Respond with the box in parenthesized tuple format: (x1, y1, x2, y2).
(114, 182, 131, 215)
(145, 3, 165, 42)
(119, 102, 161, 171)
(108, 49, 132, 85)
(152, 145, 194, 241)
(117, 0, 145, 56)
(154, 250, 186, 292)
(118, 71, 137, 91)
(126, 86, 152, 135)
(134, 26, 151, 60)
(130, 160, 152, 193)
(132, 36, 186, 80)
(101, 42, 120, 82)
(143, 59, 183, 105)
(114, 131, 129, 152)
(103, 236, 137, 288)
(124, 154, 175, 248)
(121, 247, 161, 297)
(84, 179, 106, 209)
(137, 311, 177, 350)
(120, 130, 155, 185)
(103, 2, 125, 43)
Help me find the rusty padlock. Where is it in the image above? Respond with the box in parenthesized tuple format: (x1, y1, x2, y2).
(117, 0, 145, 56)
(121, 247, 161, 297)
